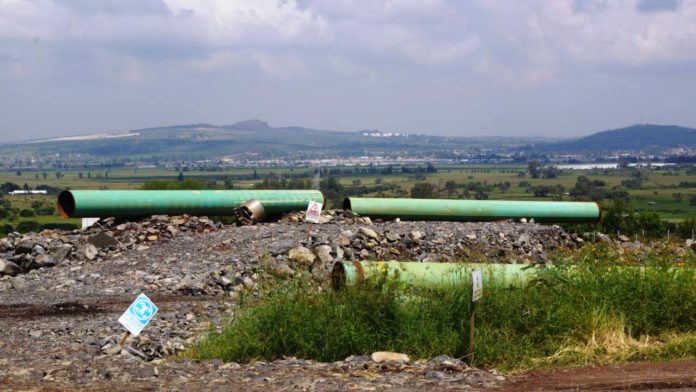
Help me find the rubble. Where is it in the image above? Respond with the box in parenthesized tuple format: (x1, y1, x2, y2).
(0, 210, 692, 390)
(0, 215, 223, 277)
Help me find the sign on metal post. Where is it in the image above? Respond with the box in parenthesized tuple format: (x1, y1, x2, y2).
(118, 293, 158, 337)
(305, 201, 323, 223)
(468, 269, 483, 365)
(471, 269, 483, 302)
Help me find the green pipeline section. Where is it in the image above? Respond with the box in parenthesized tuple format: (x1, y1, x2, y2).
(57, 190, 325, 218)
(332, 261, 695, 291)
(332, 261, 537, 290)
(344, 197, 600, 223)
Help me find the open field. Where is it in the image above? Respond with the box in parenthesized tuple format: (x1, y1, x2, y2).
(1, 164, 695, 232)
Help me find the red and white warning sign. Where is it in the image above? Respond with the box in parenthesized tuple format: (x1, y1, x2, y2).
(305, 201, 323, 223)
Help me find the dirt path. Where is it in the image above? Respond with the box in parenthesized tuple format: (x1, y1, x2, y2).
(499, 360, 696, 391)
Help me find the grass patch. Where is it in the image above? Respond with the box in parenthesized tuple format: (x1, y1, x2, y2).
(188, 256, 696, 371)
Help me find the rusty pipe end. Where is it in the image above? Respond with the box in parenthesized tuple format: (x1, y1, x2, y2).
(57, 190, 75, 219)
(331, 261, 364, 291)
(331, 262, 346, 291)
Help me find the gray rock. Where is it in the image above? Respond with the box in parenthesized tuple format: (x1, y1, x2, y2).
(88, 232, 119, 249)
(0, 238, 11, 252)
(334, 246, 344, 261)
(0, 259, 22, 276)
(123, 345, 149, 361)
(288, 246, 316, 265)
(269, 262, 295, 278)
(385, 232, 400, 242)
(335, 235, 351, 247)
(134, 365, 158, 378)
(410, 231, 423, 241)
(268, 239, 295, 254)
(429, 354, 465, 369)
(687, 239, 696, 252)
(175, 278, 206, 294)
(597, 233, 612, 243)
(15, 239, 35, 254)
(426, 371, 445, 380)
(33, 254, 57, 269)
(31, 244, 46, 255)
(83, 244, 99, 260)
(359, 227, 379, 240)
(314, 245, 333, 264)
(49, 244, 72, 263)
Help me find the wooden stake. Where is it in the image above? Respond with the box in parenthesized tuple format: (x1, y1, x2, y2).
(119, 331, 131, 347)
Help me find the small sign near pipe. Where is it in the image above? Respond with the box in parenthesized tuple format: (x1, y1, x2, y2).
(468, 269, 482, 365)
(305, 201, 322, 223)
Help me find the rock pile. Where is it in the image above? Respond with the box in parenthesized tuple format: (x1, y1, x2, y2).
(268, 221, 584, 283)
(0, 215, 222, 277)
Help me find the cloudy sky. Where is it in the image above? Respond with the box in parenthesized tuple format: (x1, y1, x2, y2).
(1, 0, 696, 141)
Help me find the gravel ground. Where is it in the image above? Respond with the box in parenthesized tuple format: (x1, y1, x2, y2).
(0, 213, 678, 391)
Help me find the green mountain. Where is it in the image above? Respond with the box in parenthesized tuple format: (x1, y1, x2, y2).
(552, 124, 696, 152)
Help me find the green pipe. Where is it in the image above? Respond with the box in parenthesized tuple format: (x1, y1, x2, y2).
(332, 261, 537, 290)
(333, 261, 695, 291)
(57, 190, 324, 218)
(344, 197, 600, 223)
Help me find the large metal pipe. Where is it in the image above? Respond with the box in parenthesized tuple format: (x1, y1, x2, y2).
(332, 261, 536, 290)
(332, 261, 694, 291)
(343, 197, 600, 223)
(57, 190, 324, 218)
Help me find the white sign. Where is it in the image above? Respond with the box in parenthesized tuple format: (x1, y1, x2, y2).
(471, 269, 483, 302)
(305, 201, 323, 223)
(82, 217, 100, 229)
(118, 293, 158, 337)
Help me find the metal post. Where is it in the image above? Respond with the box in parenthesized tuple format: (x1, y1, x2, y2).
(467, 301, 476, 365)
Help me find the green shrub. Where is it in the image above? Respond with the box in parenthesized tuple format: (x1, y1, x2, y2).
(15, 221, 39, 233)
(39, 223, 79, 231)
(0, 223, 13, 236)
(19, 209, 35, 217)
(189, 260, 696, 370)
(142, 179, 211, 190)
(677, 217, 696, 240)
(36, 207, 56, 216)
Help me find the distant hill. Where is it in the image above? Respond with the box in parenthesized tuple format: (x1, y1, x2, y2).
(552, 124, 696, 152)
(4, 121, 693, 162)
(1, 120, 535, 161)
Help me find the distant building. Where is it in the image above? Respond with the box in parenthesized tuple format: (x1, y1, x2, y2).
(8, 190, 47, 195)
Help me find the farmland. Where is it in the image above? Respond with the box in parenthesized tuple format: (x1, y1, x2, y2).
(1, 163, 695, 234)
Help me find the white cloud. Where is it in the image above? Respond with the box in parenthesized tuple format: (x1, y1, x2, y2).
(1, 0, 696, 139)
(162, 0, 326, 44)
(476, 0, 696, 67)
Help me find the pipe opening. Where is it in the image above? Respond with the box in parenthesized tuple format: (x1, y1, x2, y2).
(233, 199, 266, 225)
(331, 262, 347, 291)
(57, 191, 75, 219)
(342, 197, 352, 211)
